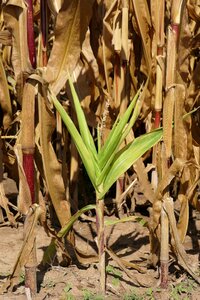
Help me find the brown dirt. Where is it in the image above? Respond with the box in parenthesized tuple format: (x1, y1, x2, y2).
(0, 177, 200, 300)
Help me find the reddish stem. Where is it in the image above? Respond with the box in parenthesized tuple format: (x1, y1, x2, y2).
(154, 110, 161, 129)
(160, 261, 168, 289)
(114, 54, 120, 106)
(40, 0, 48, 66)
(172, 23, 179, 37)
(26, 0, 36, 68)
(23, 153, 35, 203)
(172, 23, 180, 47)
(157, 46, 163, 56)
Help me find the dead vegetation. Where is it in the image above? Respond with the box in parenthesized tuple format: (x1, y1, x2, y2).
(0, 0, 200, 299)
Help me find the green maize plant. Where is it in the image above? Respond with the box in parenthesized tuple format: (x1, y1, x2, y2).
(50, 75, 163, 291)
(50, 76, 162, 200)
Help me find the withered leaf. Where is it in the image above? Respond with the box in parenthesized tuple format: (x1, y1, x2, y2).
(44, 0, 94, 95)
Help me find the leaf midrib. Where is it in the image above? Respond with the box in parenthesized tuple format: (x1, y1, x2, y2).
(55, 1, 79, 84)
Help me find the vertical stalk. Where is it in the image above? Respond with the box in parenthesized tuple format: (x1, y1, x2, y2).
(96, 198, 106, 293)
(40, 0, 48, 66)
(119, 0, 129, 115)
(0, 138, 4, 222)
(24, 2, 37, 292)
(25, 0, 36, 68)
(159, 144, 170, 288)
(159, 2, 185, 285)
(154, 0, 164, 129)
(116, 176, 125, 218)
(154, 45, 163, 129)
(114, 54, 120, 109)
(115, 0, 129, 217)
(23, 153, 35, 203)
(163, 0, 185, 161)
(160, 203, 169, 288)
(151, 0, 164, 189)
(21, 82, 37, 297)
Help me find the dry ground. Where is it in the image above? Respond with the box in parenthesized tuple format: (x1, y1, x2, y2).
(0, 177, 200, 300)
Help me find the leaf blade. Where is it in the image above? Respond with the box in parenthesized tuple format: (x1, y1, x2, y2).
(100, 128, 163, 198)
(50, 90, 97, 189)
(44, 0, 94, 95)
(68, 75, 98, 160)
(58, 204, 96, 238)
(98, 87, 142, 169)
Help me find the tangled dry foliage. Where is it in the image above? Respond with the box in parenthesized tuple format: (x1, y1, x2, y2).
(0, 0, 200, 295)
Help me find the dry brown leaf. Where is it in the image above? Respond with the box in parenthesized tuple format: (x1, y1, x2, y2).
(187, 0, 200, 22)
(163, 26, 177, 159)
(75, 246, 98, 264)
(0, 54, 12, 129)
(47, 0, 64, 15)
(134, 158, 155, 204)
(3, 0, 31, 102)
(164, 197, 200, 284)
(171, 0, 185, 24)
(44, 0, 94, 95)
(102, 0, 118, 95)
(0, 182, 16, 226)
(150, 158, 186, 266)
(0, 204, 42, 293)
(21, 80, 36, 152)
(174, 85, 186, 158)
(132, 0, 152, 73)
(38, 88, 71, 228)
(187, 61, 200, 111)
(126, 130, 155, 204)
(174, 85, 189, 242)
(0, 29, 12, 45)
(105, 247, 152, 287)
(151, 0, 165, 49)
(177, 6, 192, 84)
(14, 145, 32, 215)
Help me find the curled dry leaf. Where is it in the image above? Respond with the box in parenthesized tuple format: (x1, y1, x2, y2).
(38, 89, 72, 228)
(47, 0, 64, 15)
(0, 55, 12, 129)
(0, 29, 12, 45)
(164, 197, 200, 284)
(132, 0, 152, 73)
(3, 0, 31, 102)
(0, 204, 42, 293)
(44, 0, 94, 95)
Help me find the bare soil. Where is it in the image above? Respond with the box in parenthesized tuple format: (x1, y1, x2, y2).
(0, 177, 200, 300)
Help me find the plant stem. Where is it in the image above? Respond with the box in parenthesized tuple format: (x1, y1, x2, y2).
(21, 81, 37, 297)
(26, 0, 36, 68)
(40, 0, 48, 66)
(116, 176, 125, 218)
(23, 153, 35, 204)
(24, 244, 37, 298)
(160, 204, 169, 288)
(96, 199, 106, 293)
(23, 154, 37, 298)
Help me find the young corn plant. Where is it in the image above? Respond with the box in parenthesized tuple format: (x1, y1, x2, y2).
(49, 75, 162, 292)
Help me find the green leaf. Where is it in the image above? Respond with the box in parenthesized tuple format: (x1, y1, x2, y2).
(105, 216, 147, 227)
(96, 92, 143, 187)
(42, 239, 57, 266)
(121, 93, 142, 141)
(63, 283, 72, 293)
(68, 76, 98, 160)
(57, 204, 96, 238)
(97, 123, 101, 153)
(106, 265, 122, 277)
(98, 87, 142, 169)
(50, 90, 97, 189)
(99, 128, 163, 198)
